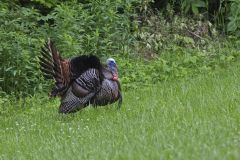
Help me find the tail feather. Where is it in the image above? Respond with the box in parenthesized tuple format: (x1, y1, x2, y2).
(39, 61, 53, 73)
(38, 56, 53, 68)
(40, 47, 52, 62)
(39, 38, 71, 97)
(40, 67, 53, 78)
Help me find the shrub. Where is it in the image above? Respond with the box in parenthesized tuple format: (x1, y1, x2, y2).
(0, 0, 240, 97)
(0, 4, 44, 96)
(227, 0, 240, 36)
(0, 0, 136, 96)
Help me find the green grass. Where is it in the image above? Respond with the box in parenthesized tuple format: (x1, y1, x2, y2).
(1, 63, 240, 160)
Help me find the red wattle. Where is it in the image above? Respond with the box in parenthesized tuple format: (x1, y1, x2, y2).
(112, 75, 118, 81)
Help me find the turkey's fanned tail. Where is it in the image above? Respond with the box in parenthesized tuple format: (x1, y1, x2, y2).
(39, 38, 71, 97)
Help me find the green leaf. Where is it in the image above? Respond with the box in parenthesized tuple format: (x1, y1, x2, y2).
(13, 70, 17, 76)
(183, 36, 194, 44)
(195, 1, 206, 7)
(227, 20, 237, 32)
(184, 5, 190, 14)
(192, 5, 199, 15)
(227, 56, 234, 61)
(5, 67, 13, 72)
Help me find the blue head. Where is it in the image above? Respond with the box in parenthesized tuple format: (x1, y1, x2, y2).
(106, 58, 118, 80)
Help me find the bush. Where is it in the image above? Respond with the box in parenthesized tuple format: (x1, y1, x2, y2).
(0, 0, 240, 97)
(118, 40, 240, 90)
(0, 4, 44, 96)
(0, 0, 136, 96)
(227, 0, 240, 36)
(47, 1, 133, 56)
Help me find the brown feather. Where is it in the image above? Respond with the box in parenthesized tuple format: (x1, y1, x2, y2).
(40, 67, 53, 75)
(40, 49, 52, 62)
(38, 56, 53, 68)
(39, 61, 53, 72)
(40, 38, 72, 96)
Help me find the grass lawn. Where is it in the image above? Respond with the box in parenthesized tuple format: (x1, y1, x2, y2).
(0, 63, 240, 160)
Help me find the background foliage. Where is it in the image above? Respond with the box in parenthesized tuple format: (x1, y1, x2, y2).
(0, 0, 240, 96)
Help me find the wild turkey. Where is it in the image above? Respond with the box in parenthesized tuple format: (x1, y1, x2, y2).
(39, 39, 122, 113)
